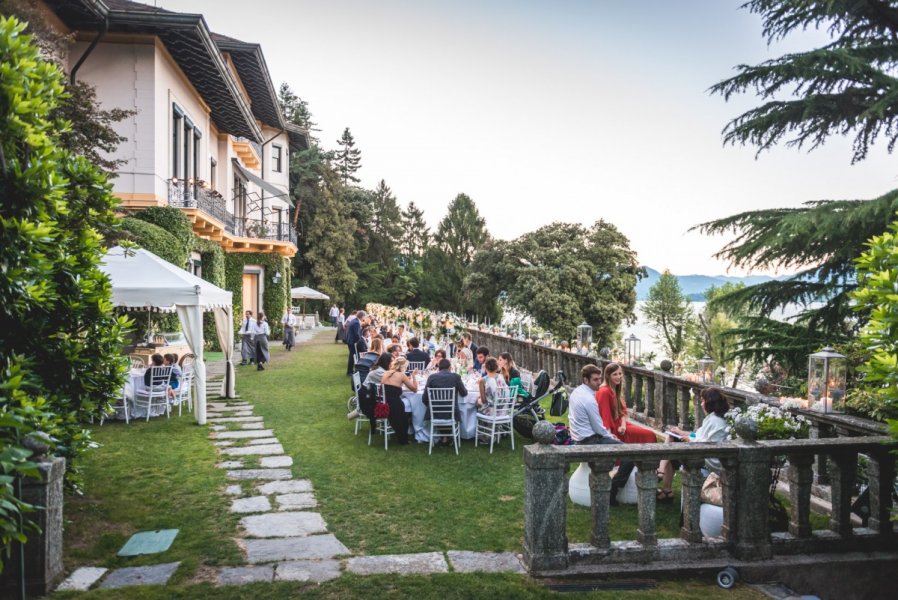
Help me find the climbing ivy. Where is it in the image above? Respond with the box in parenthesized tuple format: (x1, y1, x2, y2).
(225, 252, 292, 339)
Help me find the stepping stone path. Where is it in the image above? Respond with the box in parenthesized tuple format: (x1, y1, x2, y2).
(57, 329, 527, 592)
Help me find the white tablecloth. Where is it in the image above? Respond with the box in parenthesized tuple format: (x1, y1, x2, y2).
(121, 368, 168, 419)
(402, 378, 480, 441)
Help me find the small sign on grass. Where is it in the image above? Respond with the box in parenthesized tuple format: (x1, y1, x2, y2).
(117, 529, 179, 557)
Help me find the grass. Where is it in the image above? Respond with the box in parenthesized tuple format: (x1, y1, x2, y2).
(59, 331, 765, 598)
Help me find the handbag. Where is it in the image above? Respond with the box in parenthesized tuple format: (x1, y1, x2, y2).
(549, 389, 568, 416)
(374, 400, 390, 419)
(700, 472, 723, 506)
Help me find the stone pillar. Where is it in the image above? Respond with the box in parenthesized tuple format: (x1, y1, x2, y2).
(680, 459, 705, 543)
(633, 374, 644, 414)
(720, 457, 738, 544)
(587, 459, 615, 548)
(678, 386, 690, 429)
(828, 452, 857, 537)
(623, 372, 633, 412)
(663, 380, 677, 428)
(0, 456, 66, 598)
(732, 443, 772, 560)
(523, 447, 568, 571)
(867, 449, 896, 536)
(635, 461, 659, 546)
(693, 388, 705, 428)
(645, 377, 657, 419)
(786, 453, 814, 538)
(810, 422, 832, 485)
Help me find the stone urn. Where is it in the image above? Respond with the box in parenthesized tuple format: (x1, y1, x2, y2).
(733, 415, 759, 441)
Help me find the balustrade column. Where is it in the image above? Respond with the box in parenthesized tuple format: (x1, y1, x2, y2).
(810, 422, 832, 485)
(720, 457, 738, 544)
(523, 452, 569, 571)
(645, 377, 657, 419)
(828, 452, 857, 537)
(587, 459, 616, 548)
(732, 443, 772, 560)
(680, 459, 705, 543)
(633, 374, 644, 414)
(663, 380, 677, 427)
(624, 372, 633, 411)
(693, 388, 705, 428)
(635, 461, 659, 546)
(678, 386, 691, 429)
(867, 449, 896, 536)
(786, 454, 814, 538)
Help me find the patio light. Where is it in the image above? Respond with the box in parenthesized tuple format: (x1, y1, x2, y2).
(577, 322, 592, 351)
(698, 356, 714, 383)
(625, 334, 640, 366)
(272, 270, 282, 285)
(808, 347, 847, 413)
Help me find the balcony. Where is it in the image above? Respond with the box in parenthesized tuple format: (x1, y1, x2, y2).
(166, 179, 297, 257)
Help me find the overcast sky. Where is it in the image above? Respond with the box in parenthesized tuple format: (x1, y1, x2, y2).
(160, 0, 898, 276)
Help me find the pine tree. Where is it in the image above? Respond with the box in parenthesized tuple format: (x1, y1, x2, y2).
(400, 201, 429, 258)
(277, 82, 317, 137)
(334, 127, 362, 185)
(642, 270, 695, 361)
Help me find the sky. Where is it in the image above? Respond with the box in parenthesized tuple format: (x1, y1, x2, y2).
(160, 0, 898, 276)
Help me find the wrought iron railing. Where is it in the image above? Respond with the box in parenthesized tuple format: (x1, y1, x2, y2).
(232, 218, 297, 244)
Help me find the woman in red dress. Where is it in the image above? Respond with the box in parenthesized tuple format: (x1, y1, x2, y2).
(596, 363, 657, 444)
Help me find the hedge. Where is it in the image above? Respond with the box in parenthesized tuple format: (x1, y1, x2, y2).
(133, 206, 194, 250)
(120, 217, 187, 268)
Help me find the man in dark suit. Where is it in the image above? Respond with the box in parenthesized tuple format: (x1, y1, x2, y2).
(405, 337, 430, 367)
(422, 358, 467, 422)
(345, 310, 366, 375)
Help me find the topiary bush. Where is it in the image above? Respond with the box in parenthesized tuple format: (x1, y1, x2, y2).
(0, 16, 130, 568)
(133, 206, 195, 253)
(119, 217, 188, 268)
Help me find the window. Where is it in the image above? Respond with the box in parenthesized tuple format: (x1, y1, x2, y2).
(272, 144, 283, 173)
(209, 158, 217, 191)
(172, 104, 183, 178)
(192, 130, 201, 198)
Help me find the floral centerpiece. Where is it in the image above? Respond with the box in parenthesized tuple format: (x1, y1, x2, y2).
(724, 403, 809, 441)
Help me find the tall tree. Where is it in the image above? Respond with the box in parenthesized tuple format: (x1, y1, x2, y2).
(642, 270, 695, 361)
(277, 82, 317, 136)
(334, 127, 362, 185)
(688, 283, 757, 387)
(400, 201, 429, 258)
(711, 0, 898, 164)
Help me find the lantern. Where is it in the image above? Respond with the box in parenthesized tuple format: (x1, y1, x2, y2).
(698, 356, 714, 383)
(625, 334, 641, 366)
(577, 322, 592, 351)
(807, 347, 847, 413)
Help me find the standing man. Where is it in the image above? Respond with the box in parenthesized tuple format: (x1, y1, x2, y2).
(345, 309, 365, 375)
(329, 303, 339, 327)
(282, 309, 297, 351)
(238, 310, 255, 365)
(568, 364, 635, 506)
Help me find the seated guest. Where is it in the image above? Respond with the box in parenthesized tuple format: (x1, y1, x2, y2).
(474, 346, 490, 375)
(428, 348, 447, 370)
(163, 353, 182, 400)
(422, 358, 467, 421)
(387, 343, 403, 360)
(597, 363, 657, 444)
(498, 352, 530, 399)
(363, 353, 393, 388)
(656, 387, 730, 502)
(461, 332, 478, 357)
(380, 357, 419, 444)
(455, 336, 474, 369)
(476, 357, 507, 416)
(568, 364, 632, 505)
(405, 337, 430, 366)
(367, 336, 384, 358)
(144, 353, 166, 387)
(396, 323, 411, 342)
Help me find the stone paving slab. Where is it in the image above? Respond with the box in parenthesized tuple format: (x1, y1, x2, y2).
(216, 461, 244, 469)
(210, 425, 226, 431)
(207, 416, 263, 423)
(214, 441, 235, 447)
(217, 565, 274, 585)
(274, 559, 341, 583)
(346, 552, 448, 575)
(257, 479, 313, 495)
(240, 511, 327, 538)
(227, 468, 292, 480)
(224, 485, 243, 496)
(260, 456, 293, 468)
(223, 443, 284, 457)
(446, 551, 525, 573)
(241, 423, 266, 430)
(100, 562, 181, 589)
(56, 567, 108, 591)
(244, 535, 350, 563)
(214, 429, 274, 439)
(230, 496, 272, 514)
(246, 437, 280, 445)
(275, 493, 317, 510)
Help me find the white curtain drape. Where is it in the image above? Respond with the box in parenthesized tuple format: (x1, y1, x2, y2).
(213, 306, 236, 398)
(176, 305, 207, 424)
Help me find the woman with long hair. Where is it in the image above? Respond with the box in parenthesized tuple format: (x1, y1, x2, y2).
(497, 352, 530, 399)
(596, 362, 656, 444)
(380, 356, 419, 445)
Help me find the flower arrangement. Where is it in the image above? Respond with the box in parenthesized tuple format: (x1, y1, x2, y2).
(724, 403, 809, 441)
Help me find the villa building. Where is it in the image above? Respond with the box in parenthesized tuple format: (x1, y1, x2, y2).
(40, 0, 307, 318)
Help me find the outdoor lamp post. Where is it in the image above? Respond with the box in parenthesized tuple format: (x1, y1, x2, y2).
(272, 270, 282, 285)
(577, 322, 592, 352)
(698, 356, 714, 383)
(625, 334, 641, 366)
(808, 347, 847, 413)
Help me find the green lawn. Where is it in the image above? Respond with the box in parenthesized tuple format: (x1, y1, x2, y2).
(59, 330, 763, 598)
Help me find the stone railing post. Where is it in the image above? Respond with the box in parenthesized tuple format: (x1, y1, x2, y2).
(693, 388, 705, 429)
(635, 461, 659, 546)
(786, 453, 814, 538)
(523, 446, 568, 571)
(828, 451, 857, 537)
(623, 372, 633, 411)
(732, 443, 772, 560)
(587, 459, 615, 548)
(633, 373, 645, 414)
(645, 376, 657, 420)
(810, 422, 832, 485)
(720, 457, 738, 544)
(663, 379, 677, 427)
(678, 386, 690, 429)
(680, 459, 705, 543)
(867, 448, 895, 536)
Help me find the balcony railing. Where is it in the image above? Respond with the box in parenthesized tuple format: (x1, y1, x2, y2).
(167, 180, 296, 245)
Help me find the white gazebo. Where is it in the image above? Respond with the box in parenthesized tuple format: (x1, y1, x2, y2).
(99, 246, 236, 424)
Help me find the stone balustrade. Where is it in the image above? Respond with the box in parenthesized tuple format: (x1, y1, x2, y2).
(523, 436, 897, 576)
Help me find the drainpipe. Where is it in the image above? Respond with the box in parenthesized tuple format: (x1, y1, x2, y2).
(70, 16, 108, 84)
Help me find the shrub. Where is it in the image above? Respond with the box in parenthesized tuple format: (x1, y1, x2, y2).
(133, 206, 195, 251)
(119, 217, 187, 268)
(0, 16, 129, 569)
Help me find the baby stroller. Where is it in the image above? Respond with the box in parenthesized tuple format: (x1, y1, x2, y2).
(513, 370, 568, 439)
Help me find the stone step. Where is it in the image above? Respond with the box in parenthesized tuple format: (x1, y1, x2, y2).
(217, 565, 273, 586)
(216, 461, 244, 469)
(447, 551, 525, 574)
(275, 493, 317, 510)
(239, 511, 327, 538)
(99, 562, 181, 589)
(207, 416, 263, 423)
(346, 552, 448, 575)
(274, 559, 341, 583)
(257, 480, 313, 495)
(243, 535, 350, 563)
(230, 496, 273, 514)
(213, 429, 274, 440)
(56, 567, 108, 592)
(260, 456, 293, 468)
(222, 444, 284, 457)
(227, 469, 292, 481)
(241, 423, 266, 430)
(246, 437, 279, 446)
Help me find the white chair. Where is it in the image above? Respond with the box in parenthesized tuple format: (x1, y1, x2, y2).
(102, 384, 130, 425)
(427, 387, 459, 455)
(349, 373, 368, 435)
(129, 354, 147, 369)
(133, 365, 172, 421)
(407, 361, 426, 373)
(368, 384, 393, 450)
(175, 365, 194, 416)
(475, 386, 516, 453)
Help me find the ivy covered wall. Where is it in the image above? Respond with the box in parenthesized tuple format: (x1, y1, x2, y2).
(225, 252, 292, 339)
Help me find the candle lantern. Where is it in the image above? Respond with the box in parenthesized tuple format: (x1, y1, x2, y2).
(698, 356, 714, 383)
(576, 322, 592, 351)
(625, 334, 641, 366)
(807, 347, 847, 413)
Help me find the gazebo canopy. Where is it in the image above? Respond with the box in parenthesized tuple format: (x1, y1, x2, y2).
(99, 246, 236, 424)
(291, 285, 330, 301)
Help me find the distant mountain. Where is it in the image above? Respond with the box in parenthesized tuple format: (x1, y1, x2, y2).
(635, 267, 783, 301)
